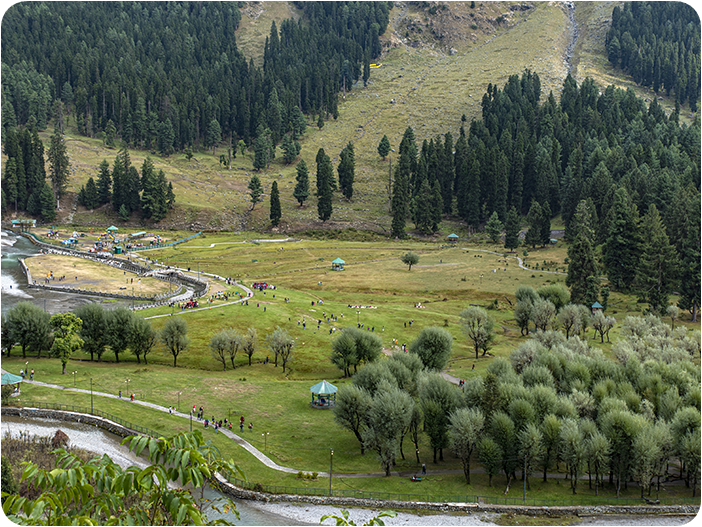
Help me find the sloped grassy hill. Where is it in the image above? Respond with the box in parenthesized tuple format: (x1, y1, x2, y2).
(35, 1, 682, 233)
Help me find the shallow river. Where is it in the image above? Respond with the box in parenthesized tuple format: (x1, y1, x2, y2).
(1, 230, 138, 315)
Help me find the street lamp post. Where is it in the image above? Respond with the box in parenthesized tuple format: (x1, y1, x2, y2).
(190, 410, 193, 432)
(126, 378, 130, 396)
(262, 432, 269, 452)
(356, 311, 360, 326)
(72, 371, 78, 388)
(329, 448, 334, 496)
(90, 378, 93, 413)
(178, 392, 181, 412)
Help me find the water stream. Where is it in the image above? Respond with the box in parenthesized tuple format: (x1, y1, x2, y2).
(1, 230, 137, 315)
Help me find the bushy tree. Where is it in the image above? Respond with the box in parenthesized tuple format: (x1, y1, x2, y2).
(106, 308, 134, 363)
(49, 313, 84, 375)
(408, 327, 453, 371)
(478, 436, 502, 487)
(449, 407, 484, 484)
(160, 317, 189, 368)
(401, 251, 419, 271)
(129, 316, 156, 365)
(363, 385, 414, 476)
(266, 327, 294, 373)
(242, 327, 258, 366)
(75, 303, 107, 361)
(334, 384, 372, 455)
(460, 307, 495, 359)
(5, 301, 51, 359)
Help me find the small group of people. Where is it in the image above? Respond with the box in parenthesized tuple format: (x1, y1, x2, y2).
(118, 391, 135, 401)
(19, 369, 34, 380)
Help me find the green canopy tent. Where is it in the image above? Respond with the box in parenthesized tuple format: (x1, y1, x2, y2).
(1, 372, 23, 386)
(106, 226, 119, 232)
(331, 258, 345, 271)
(310, 380, 337, 408)
(447, 233, 459, 243)
(1, 372, 23, 396)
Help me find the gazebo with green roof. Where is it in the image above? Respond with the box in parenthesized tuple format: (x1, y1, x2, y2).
(310, 380, 337, 409)
(107, 226, 119, 232)
(447, 233, 459, 243)
(331, 258, 345, 271)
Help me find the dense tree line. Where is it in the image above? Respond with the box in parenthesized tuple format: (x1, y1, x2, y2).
(606, 2, 700, 111)
(387, 72, 700, 318)
(76, 148, 175, 221)
(334, 313, 700, 496)
(1, 2, 388, 151)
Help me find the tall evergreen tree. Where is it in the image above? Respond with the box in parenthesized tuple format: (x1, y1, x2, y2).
(540, 201, 552, 246)
(602, 188, 640, 291)
(47, 126, 70, 204)
(269, 180, 281, 227)
(413, 178, 433, 234)
(248, 174, 263, 210)
(430, 179, 443, 232)
(504, 206, 520, 252)
(338, 142, 355, 200)
(206, 118, 222, 154)
(391, 165, 408, 238)
(39, 181, 56, 222)
(378, 135, 390, 160)
(317, 151, 334, 222)
(566, 201, 599, 305)
(96, 160, 111, 205)
(635, 204, 678, 313)
(525, 200, 542, 248)
(293, 159, 310, 207)
(485, 211, 503, 244)
(83, 177, 98, 209)
(2, 158, 18, 211)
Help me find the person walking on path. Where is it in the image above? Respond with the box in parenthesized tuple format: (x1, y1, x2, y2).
(119, 390, 122, 398)
(422, 464, 426, 476)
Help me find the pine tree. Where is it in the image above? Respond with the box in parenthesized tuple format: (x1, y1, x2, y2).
(281, 133, 297, 164)
(540, 201, 552, 246)
(678, 215, 701, 322)
(118, 203, 130, 222)
(96, 160, 111, 205)
(39, 181, 56, 222)
(253, 133, 271, 171)
(293, 159, 310, 207)
(485, 211, 503, 244)
(602, 188, 640, 291)
(47, 125, 70, 203)
(206, 119, 222, 154)
(248, 174, 263, 210)
(635, 204, 678, 312)
(105, 119, 117, 147)
(166, 182, 176, 210)
(430, 178, 443, 232)
(524, 200, 542, 248)
(152, 171, 169, 221)
(391, 165, 408, 238)
(504, 206, 520, 252)
(316, 151, 334, 222)
(269, 180, 281, 227)
(378, 135, 390, 160)
(140, 157, 157, 219)
(413, 178, 433, 234)
(338, 142, 355, 200)
(2, 158, 18, 211)
(84, 177, 98, 209)
(566, 202, 599, 305)
(465, 158, 481, 229)
(157, 119, 175, 156)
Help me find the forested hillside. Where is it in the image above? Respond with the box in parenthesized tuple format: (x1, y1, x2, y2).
(606, 2, 700, 111)
(388, 71, 700, 318)
(1, 1, 389, 148)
